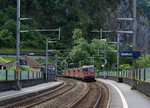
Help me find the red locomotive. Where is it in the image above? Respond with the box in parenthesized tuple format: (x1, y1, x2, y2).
(64, 65, 95, 81)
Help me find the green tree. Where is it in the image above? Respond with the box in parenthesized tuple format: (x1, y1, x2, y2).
(69, 46, 90, 67)
(72, 28, 83, 43)
(90, 39, 105, 55)
(136, 55, 150, 68)
(119, 64, 132, 71)
(68, 29, 91, 67)
(0, 29, 15, 47)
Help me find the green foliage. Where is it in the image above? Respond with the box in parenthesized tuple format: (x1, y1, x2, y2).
(119, 64, 132, 71)
(7, 66, 33, 71)
(0, 56, 8, 63)
(0, 0, 136, 71)
(69, 46, 90, 67)
(0, 29, 15, 47)
(105, 43, 117, 70)
(36, 58, 55, 64)
(7, 66, 16, 71)
(0, 48, 45, 53)
(137, 0, 150, 20)
(0, 56, 15, 63)
(90, 39, 105, 55)
(66, 28, 118, 70)
(20, 66, 33, 71)
(68, 29, 90, 67)
(0, 0, 118, 50)
(72, 29, 83, 42)
(136, 55, 150, 68)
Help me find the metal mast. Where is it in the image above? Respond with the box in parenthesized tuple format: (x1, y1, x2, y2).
(117, 34, 120, 77)
(132, 0, 137, 90)
(16, 0, 21, 90)
(45, 41, 57, 82)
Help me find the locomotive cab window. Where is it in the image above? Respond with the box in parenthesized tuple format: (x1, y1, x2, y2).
(90, 67, 94, 72)
(83, 68, 88, 72)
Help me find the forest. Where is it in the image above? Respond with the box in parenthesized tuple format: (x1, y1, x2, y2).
(0, 0, 118, 48)
(137, 0, 150, 20)
(0, 0, 149, 70)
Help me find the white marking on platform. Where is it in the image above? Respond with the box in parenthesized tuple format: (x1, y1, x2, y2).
(106, 82, 128, 108)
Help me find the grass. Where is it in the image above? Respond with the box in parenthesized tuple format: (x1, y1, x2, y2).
(0, 56, 15, 63)
(0, 48, 45, 53)
(36, 58, 55, 64)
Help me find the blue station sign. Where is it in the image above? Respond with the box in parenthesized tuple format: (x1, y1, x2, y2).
(120, 51, 141, 57)
(113, 64, 117, 68)
(20, 59, 27, 65)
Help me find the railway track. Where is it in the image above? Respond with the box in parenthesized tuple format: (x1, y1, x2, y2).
(2, 78, 109, 108)
(69, 81, 110, 108)
(3, 78, 77, 108)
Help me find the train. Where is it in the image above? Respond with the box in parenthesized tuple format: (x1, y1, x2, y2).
(64, 65, 96, 82)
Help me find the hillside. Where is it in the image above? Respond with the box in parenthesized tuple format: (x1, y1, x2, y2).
(137, 0, 150, 20)
(0, 0, 119, 50)
(1, 0, 150, 70)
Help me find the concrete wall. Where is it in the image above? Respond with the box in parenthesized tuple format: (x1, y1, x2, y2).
(99, 76, 150, 98)
(0, 71, 56, 91)
(48, 74, 56, 82)
(0, 79, 44, 91)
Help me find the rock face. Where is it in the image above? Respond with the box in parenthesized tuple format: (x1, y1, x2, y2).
(105, 0, 150, 54)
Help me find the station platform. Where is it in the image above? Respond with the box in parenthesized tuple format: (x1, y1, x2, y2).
(97, 78, 150, 108)
(0, 81, 63, 106)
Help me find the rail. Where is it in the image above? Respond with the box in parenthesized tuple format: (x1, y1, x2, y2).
(0, 70, 43, 81)
(2, 79, 76, 108)
(70, 82, 102, 108)
(70, 87, 90, 108)
(99, 67, 150, 82)
(93, 85, 102, 108)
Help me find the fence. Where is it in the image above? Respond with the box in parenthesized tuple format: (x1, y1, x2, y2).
(0, 70, 43, 81)
(99, 67, 150, 82)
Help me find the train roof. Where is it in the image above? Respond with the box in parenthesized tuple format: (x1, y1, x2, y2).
(82, 65, 94, 68)
(65, 65, 94, 70)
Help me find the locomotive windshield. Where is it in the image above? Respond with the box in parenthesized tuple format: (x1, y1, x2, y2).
(90, 67, 94, 72)
(83, 68, 88, 72)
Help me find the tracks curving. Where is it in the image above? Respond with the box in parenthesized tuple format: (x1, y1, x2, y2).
(3, 78, 77, 108)
(70, 80, 110, 108)
(2, 78, 110, 108)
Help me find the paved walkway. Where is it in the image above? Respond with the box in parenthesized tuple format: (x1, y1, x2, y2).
(97, 78, 150, 108)
(0, 81, 63, 101)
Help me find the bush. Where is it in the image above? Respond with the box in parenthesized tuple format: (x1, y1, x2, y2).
(7, 66, 33, 71)
(136, 55, 150, 68)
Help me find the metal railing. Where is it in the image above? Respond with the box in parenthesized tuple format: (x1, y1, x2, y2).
(99, 67, 150, 82)
(0, 70, 43, 81)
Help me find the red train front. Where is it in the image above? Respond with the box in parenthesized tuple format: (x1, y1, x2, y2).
(82, 65, 95, 81)
(64, 65, 95, 82)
